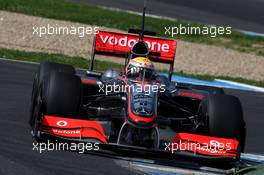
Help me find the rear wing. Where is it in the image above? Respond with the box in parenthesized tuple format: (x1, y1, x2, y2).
(90, 30, 177, 79)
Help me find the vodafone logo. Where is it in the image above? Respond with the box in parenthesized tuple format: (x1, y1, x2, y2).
(53, 129, 80, 135)
(99, 35, 170, 53)
(56, 120, 68, 127)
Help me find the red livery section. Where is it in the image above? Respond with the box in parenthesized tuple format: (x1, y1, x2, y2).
(94, 30, 177, 64)
(177, 91, 205, 99)
(81, 79, 97, 84)
(41, 115, 107, 143)
(171, 133, 239, 157)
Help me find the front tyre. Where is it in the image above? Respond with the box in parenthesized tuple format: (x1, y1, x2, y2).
(204, 94, 246, 152)
(29, 62, 75, 126)
(43, 72, 82, 117)
(31, 72, 82, 141)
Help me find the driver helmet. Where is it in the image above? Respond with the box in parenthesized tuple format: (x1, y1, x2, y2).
(125, 57, 155, 81)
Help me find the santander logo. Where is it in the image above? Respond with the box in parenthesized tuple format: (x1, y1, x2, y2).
(99, 34, 170, 53)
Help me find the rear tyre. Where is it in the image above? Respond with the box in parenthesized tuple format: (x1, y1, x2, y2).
(192, 85, 224, 95)
(29, 62, 75, 126)
(206, 94, 246, 152)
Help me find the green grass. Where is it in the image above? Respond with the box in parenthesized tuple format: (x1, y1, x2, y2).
(0, 0, 264, 56)
(1, 48, 263, 88)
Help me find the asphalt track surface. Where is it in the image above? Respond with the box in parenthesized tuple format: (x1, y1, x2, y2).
(0, 59, 141, 175)
(0, 59, 264, 174)
(74, 0, 264, 33)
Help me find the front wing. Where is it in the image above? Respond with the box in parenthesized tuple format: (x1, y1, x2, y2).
(40, 115, 240, 161)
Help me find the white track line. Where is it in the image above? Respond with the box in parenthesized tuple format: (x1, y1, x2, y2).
(0, 57, 87, 71)
(99, 6, 178, 22)
(1, 57, 263, 92)
(0, 57, 38, 65)
(215, 79, 264, 92)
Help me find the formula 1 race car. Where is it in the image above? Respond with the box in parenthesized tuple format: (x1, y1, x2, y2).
(29, 3, 246, 164)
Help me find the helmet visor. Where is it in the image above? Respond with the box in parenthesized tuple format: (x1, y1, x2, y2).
(127, 65, 154, 81)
